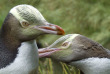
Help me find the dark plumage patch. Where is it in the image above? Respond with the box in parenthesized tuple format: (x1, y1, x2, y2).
(0, 13, 21, 68)
(67, 35, 110, 63)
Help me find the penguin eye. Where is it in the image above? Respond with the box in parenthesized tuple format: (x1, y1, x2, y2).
(21, 22, 30, 27)
(60, 41, 71, 49)
(62, 42, 69, 46)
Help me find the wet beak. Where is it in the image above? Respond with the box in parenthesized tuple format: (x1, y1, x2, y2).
(38, 48, 61, 58)
(34, 23, 65, 35)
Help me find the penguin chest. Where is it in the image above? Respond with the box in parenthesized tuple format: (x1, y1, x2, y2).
(0, 40, 38, 74)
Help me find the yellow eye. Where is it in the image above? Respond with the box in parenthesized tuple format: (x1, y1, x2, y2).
(60, 41, 71, 49)
(21, 22, 30, 27)
(62, 42, 69, 46)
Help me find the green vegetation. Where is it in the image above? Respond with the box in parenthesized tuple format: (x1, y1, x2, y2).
(0, 0, 110, 74)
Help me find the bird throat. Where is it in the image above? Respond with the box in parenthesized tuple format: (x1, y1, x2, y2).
(70, 58, 110, 74)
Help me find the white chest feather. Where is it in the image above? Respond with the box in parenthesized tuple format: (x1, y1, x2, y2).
(0, 40, 38, 74)
(70, 58, 110, 74)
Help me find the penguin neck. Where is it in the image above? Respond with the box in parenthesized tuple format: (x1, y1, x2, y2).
(0, 24, 21, 51)
(70, 58, 110, 74)
(0, 21, 21, 69)
(0, 13, 21, 51)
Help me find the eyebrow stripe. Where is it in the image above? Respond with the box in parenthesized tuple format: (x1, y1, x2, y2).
(48, 34, 73, 48)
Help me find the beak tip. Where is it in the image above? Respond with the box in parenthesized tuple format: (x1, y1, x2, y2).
(57, 30, 65, 35)
(55, 25, 65, 35)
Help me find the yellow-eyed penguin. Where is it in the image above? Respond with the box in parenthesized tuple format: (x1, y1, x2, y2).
(39, 34, 110, 74)
(0, 4, 65, 74)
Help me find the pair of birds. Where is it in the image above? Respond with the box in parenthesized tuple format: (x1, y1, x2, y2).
(0, 4, 110, 74)
(0, 4, 64, 74)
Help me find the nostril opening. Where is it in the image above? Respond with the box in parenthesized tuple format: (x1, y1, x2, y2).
(49, 24, 53, 26)
(47, 23, 54, 26)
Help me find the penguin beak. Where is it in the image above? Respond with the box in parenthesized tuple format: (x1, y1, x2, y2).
(38, 48, 61, 58)
(34, 23, 65, 35)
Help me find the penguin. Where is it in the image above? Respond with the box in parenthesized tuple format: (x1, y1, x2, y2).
(0, 4, 64, 74)
(39, 34, 110, 74)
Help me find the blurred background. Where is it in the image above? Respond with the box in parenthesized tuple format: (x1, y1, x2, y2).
(0, 0, 110, 74)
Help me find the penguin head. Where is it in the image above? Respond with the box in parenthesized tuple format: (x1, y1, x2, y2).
(2, 4, 65, 41)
